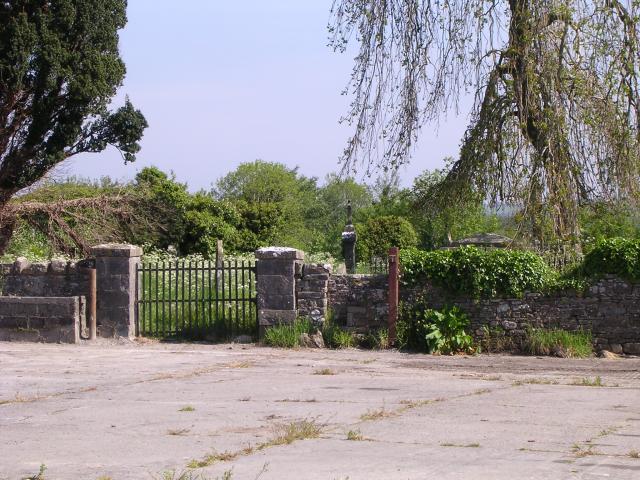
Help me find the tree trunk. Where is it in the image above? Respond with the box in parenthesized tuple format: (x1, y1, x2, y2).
(507, 0, 579, 243)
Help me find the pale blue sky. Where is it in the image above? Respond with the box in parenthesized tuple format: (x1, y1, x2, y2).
(66, 0, 471, 190)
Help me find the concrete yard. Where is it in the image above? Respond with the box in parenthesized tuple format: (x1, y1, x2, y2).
(1, 342, 640, 480)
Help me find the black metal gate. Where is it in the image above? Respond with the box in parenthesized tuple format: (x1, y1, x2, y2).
(136, 260, 257, 340)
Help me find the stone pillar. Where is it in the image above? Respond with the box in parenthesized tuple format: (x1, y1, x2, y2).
(255, 247, 304, 336)
(91, 244, 142, 339)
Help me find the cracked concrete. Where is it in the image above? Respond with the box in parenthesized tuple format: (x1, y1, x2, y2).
(1, 342, 639, 479)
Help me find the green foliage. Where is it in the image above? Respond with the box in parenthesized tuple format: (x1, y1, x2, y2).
(582, 238, 640, 281)
(360, 328, 390, 350)
(397, 302, 474, 354)
(357, 215, 418, 260)
(1, 222, 53, 261)
(311, 174, 373, 255)
(322, 323, 355, 349)
(410, 168, 502, 249)
(522, 329, 593, 358)
(213, 160, 319, 250)
(479, 326, 517, 354)
(0, 1, 146, 194)
(400, 246, 555, 298)
(262, 319, 313, 348)
(579, 202, 640, 248)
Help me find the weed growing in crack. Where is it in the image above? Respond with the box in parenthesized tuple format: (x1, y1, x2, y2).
(360, 408, 394, 421)
(346, 430, 364, 441)
(571, 376, 604, 387)
(25, 464, 46, 480)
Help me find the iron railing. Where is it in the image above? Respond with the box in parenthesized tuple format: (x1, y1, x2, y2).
(136, 260, 257, 340)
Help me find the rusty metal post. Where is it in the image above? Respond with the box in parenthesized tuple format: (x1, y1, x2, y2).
(88, 267, 97, 340)
(388, 247, 399, 346)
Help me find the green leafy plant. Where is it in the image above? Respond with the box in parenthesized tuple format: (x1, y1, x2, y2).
(581, 238, 640, 281)
(398, 301, 474, 354)
(262, 319, 313, 348)
(400, 246, 555, 298)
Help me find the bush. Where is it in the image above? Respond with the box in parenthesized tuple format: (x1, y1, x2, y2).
(400, 246, 555, 298)
(357, 216, 418, 261)
(582, 238, 640, 281)
(522, 328, 593, 358)
(397, 301, 474, 354)
(262, 319, 313, 348)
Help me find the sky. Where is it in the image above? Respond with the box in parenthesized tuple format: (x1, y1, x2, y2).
(66, 0, 472, 190)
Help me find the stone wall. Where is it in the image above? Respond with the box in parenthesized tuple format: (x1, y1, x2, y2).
(327, 274, 389, 330)
(403, 276, 640, 355)
(0, 296, 84, 344)
(0, 258, 92, 297)
(296, 264, 331, 324)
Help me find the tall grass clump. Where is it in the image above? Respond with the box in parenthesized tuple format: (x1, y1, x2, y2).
(263, 319, 312, 348)
(522, 328, 593, 358)
(322, 322, 355, 348)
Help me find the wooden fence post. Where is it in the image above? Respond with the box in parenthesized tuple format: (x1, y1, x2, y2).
(388, 247, 399, 345)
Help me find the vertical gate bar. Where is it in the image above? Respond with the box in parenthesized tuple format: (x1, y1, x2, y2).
(154, 262, 159, 336)
(203, 260, 208, 332)
(176, 261, 180, 334)
(228, 259, 233, 336)
(162, 261, 166, 335)
(195, 260, 199, 333)
(215, 256, 220, 331)
(235, 259, 240, 333)
(241, 260, 246, 332)
(188, 260, 193, 333)
(181, 260, 186, 333)
(201, 259, 206, 332)
(141, 263, 146, 336)
(221, 259, 226, 334)
(249, 261, 254, 332)
(168, 263, 172, 334)
(208, 259, 213, 329)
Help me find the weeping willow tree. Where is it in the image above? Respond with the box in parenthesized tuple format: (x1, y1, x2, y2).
(330, 0, 640, 244)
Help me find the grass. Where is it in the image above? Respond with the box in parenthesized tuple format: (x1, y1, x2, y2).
(440, 442, 480, 448)
(262, 319, 312, 348)
(179, 405, 195, 412)
(571, 376, 604, 387)
(275, 398, 317, 403)
(187, 451, 239, 469)
(360, 408, 394, 421)
(260, 420, 322, 448)
(346, 430, 364, 441)
(572, 443, 600, 457)
(313, 368, 336, 375)
(155, 470, 233, 480)
(186, 419, 322, 469)
(522, 328, 593, 358)
(322, 323, 355, 349)
(512, 377, 559, 386)
(629, 450, 640, 459)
